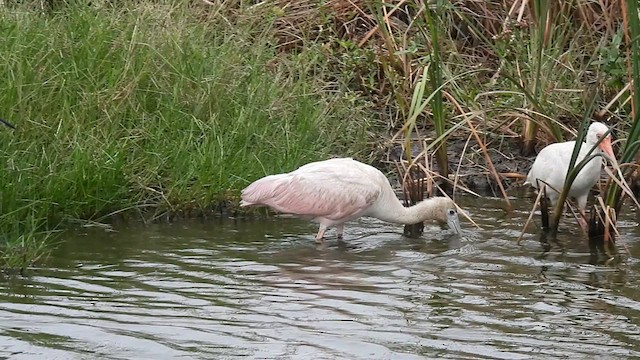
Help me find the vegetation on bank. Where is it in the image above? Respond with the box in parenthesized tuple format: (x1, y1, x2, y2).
(1, 0, 639, 267)
(0, 1, 372, 269)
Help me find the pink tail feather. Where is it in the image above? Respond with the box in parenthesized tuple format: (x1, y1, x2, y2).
(240, 174, 289, 207)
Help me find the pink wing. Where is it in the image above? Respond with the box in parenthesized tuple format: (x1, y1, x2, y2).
(241, 160, 382, 220)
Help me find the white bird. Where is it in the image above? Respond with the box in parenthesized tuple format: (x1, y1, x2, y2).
(240, 158, 462, 242)
(526, 122, 616, 229)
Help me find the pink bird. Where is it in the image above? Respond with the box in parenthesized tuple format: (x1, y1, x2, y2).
(241, 158, 462, 242)
(526, 122, 616, 229)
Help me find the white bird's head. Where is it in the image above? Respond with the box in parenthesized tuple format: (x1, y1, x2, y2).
(587, 122, 615, 159)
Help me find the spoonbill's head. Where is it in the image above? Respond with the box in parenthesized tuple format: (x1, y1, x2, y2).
(431, 197, 462, 234)
(446, 206, 462, 234)
(587, 122, 615, 159)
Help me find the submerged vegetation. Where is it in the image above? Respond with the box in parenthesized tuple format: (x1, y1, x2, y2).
(0, 0, 639, 267)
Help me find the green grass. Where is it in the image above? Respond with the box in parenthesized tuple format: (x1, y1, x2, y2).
(605, 0, 640, 218)
(3, 1, 640, 268)
(0, 2, 371, 268)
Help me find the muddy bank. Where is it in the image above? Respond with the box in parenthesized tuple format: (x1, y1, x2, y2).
(385, 135, 533, 197)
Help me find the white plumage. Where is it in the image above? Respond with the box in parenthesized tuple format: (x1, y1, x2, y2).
(526, 122, 615, 229)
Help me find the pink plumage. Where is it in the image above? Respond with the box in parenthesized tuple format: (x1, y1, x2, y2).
(241, 158, 461, 242)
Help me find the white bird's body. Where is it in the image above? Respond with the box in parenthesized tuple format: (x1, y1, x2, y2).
(241, 158, 461, 242)
(526, 122, 615, 228)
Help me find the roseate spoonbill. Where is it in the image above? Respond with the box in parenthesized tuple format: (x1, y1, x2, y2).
(525, 122, 616, 229)
(241, 158, 462, 242)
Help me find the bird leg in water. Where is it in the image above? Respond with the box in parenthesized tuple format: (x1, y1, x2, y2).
(539, 185, 550, 231)
(578, 212, 588, 233)
(315, 225, 327, 243)
(315, 224, 344, 243)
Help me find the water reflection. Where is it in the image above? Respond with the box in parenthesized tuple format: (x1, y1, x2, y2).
(0, 195, 639, 359)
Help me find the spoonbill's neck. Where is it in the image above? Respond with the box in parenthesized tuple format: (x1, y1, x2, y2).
(374, 197, 443, 225)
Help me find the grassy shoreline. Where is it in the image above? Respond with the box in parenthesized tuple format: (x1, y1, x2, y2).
(0, 2, 372, 269)
(1, 1, 638, 268)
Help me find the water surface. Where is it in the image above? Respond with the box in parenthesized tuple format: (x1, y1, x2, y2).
(1, 195, 640, 359)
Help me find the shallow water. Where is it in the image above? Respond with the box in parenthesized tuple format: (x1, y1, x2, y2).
(1, 194, 640, 359)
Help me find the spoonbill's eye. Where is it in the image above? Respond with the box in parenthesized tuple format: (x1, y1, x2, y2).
(448, 209, 456, 216)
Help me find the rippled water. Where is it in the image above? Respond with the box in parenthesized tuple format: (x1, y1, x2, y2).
(1, 194, 640, 359)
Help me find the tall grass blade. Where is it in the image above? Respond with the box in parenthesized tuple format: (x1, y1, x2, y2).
(0, 118, 15, 129)
(520, 0, 550, 155)
(605, 0, 640, 212)
(425, 1, 448, 179)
